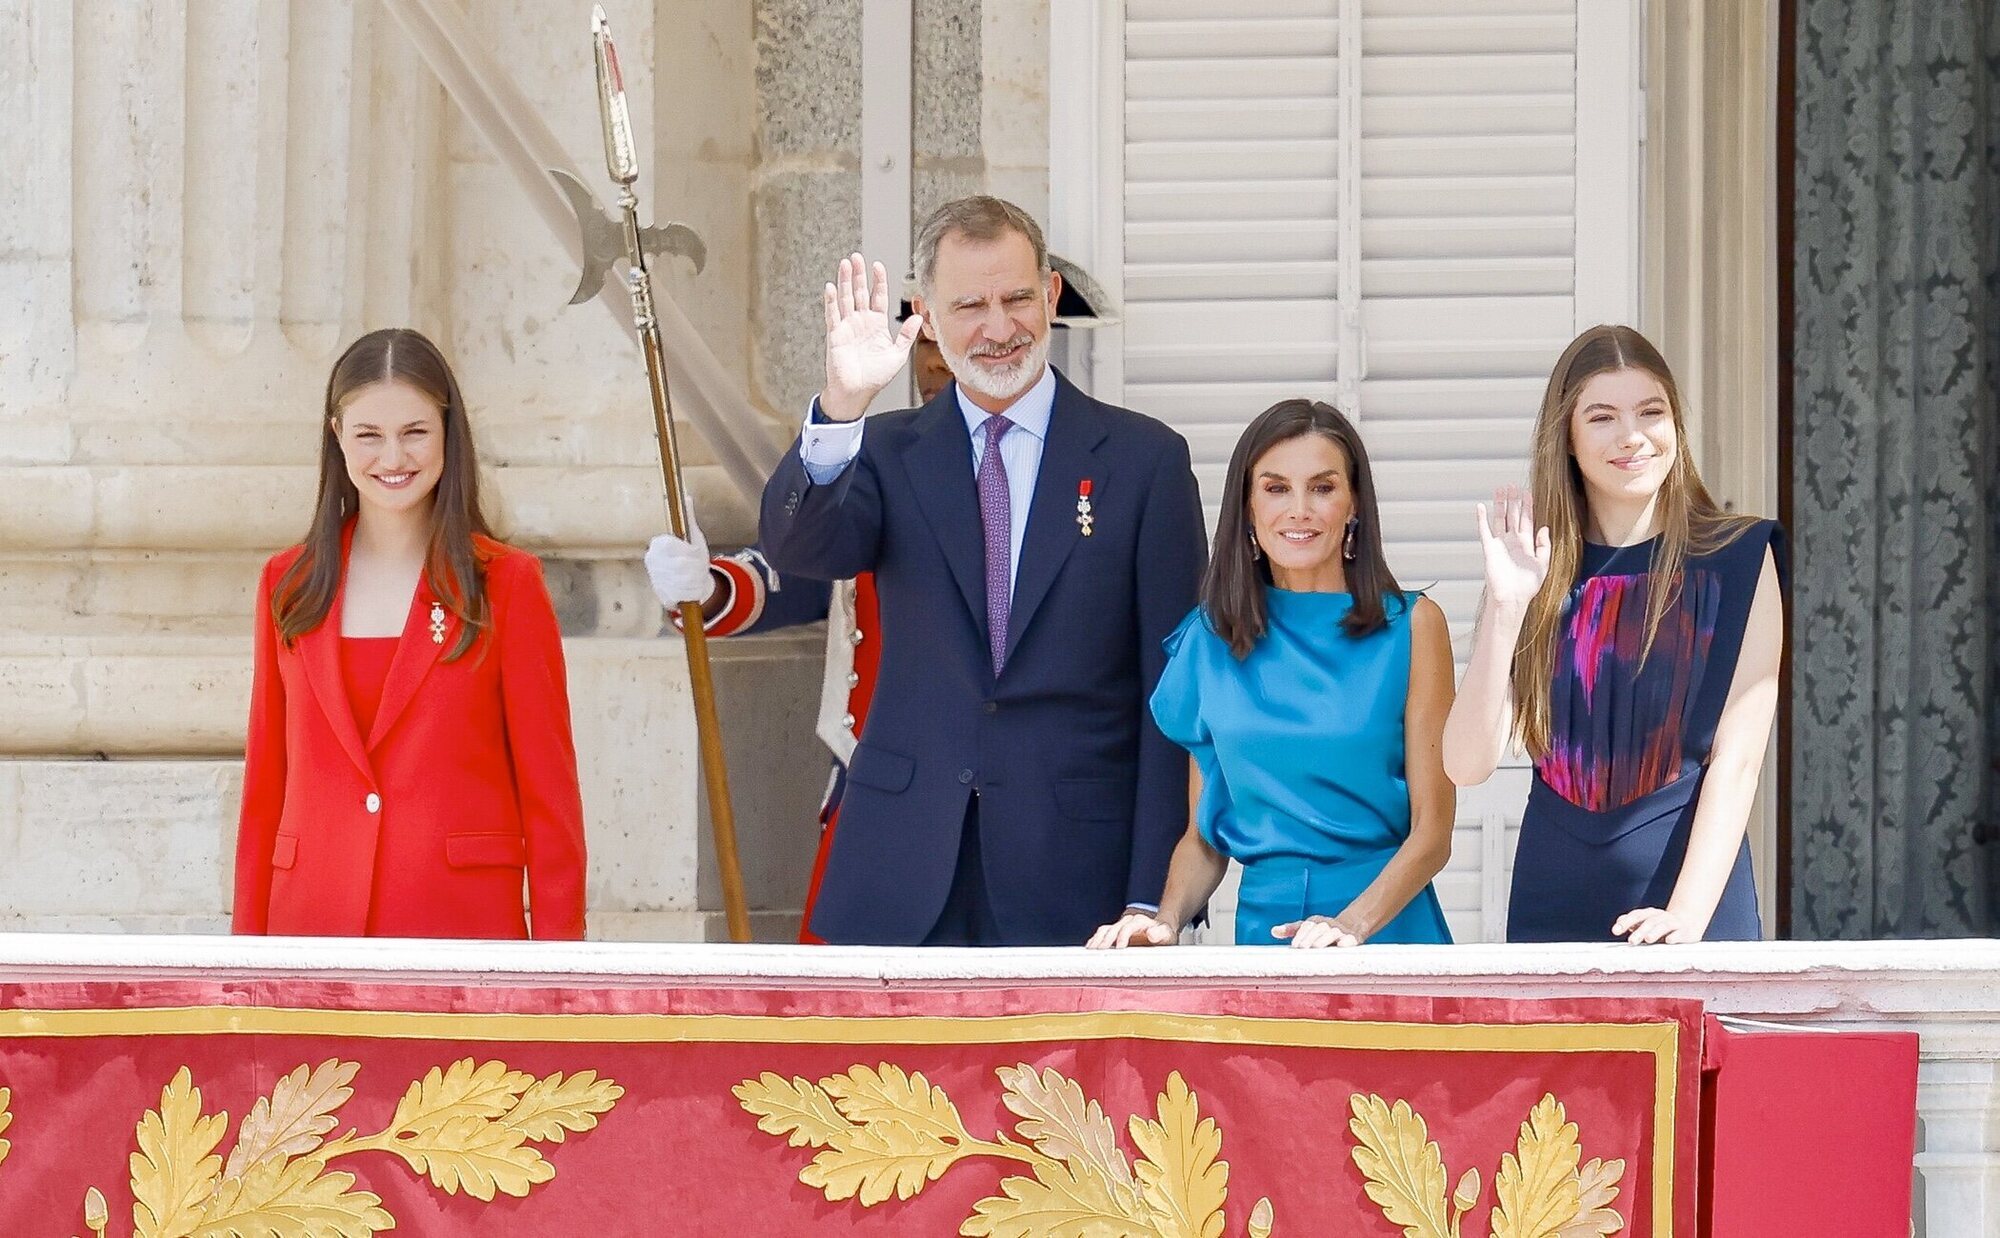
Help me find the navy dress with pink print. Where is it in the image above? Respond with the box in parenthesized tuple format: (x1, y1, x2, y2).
(1506, 519, 1787, 942)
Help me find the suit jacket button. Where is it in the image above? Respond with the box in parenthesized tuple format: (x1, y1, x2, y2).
(846, 671, 860, 686)
(365, 793, 381, 814)
(840, 713, 856, 730)
(849, 629, 865, 645)
(957, 769, 974, 784)
(984, 701, 998, 714)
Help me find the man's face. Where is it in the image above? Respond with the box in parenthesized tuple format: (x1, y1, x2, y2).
(915, 229, 1061, 404)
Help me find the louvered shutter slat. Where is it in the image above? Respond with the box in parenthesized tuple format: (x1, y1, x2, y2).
(1129, 0, 1340, 22)
(1127, 181, 1341, 222)
(1126, 138, 1342, 182)
(1127, 98, 1342, 143)
(1126, 18, 1340, 58)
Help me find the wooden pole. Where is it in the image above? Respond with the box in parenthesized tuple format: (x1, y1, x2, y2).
(590, 8, 751, 942)
(635, 330, 751, 943)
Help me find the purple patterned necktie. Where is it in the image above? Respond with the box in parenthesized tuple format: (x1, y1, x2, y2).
(978, 413, 1014, 674)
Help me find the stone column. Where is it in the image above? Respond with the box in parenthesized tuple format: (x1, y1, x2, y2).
(1641, 0, 1783, 934)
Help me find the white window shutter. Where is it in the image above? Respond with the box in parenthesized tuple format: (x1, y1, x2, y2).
(1118, 0, 1347, 527)
(1359, 0, 1582, 640)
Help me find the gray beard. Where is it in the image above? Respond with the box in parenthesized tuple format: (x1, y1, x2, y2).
(941, 331, 1051, 402)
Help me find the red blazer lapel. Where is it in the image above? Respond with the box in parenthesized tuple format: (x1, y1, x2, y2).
(366, 577, 450, 751)
(293, 527, 373, 782)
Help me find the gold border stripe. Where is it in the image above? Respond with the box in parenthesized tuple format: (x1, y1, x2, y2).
(0, 1005, 1683, 1232)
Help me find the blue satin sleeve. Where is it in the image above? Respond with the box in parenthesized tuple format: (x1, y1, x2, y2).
(1151, 608, 1236, 854)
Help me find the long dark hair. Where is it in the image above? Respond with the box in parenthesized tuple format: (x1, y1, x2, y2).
(1204, 399, 1405, 657)
(272, 328, 492, 661)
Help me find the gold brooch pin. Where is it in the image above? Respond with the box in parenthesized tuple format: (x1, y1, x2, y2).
(429, 602, 447, 645)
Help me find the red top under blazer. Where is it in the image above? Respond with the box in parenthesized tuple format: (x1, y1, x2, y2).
(234, 532, 588, 939)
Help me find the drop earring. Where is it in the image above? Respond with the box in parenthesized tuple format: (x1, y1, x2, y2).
(1247, 529, 1263, 561)
(1342, 517, 1359, 561)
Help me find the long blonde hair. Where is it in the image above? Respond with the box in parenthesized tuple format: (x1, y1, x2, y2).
(1511, 325, 1760, 758)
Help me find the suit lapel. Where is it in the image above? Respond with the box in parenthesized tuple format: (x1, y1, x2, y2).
(294, 526, 374, 782)
(1005, 375, 1108, 663)
(900, 391, 989, 643)
(366, 577, 449, 751)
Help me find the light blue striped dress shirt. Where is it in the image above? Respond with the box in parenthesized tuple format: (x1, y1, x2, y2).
(799, 365, 1057, 603)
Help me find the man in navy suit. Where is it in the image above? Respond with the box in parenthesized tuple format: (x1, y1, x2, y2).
(760, 196, 1206, 945)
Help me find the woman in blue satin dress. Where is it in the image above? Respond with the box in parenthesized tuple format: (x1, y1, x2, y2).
(1088, 400, 1455, 949)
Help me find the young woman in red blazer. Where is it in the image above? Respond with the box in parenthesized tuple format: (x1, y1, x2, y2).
(234, 328, 587, 939)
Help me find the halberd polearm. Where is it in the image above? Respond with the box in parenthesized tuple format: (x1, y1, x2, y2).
(565, 5, 750, 942)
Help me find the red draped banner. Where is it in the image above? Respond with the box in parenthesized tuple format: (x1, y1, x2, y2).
(0, 980, 1700, 1235)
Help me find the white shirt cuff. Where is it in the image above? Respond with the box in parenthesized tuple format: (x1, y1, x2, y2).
(800, 399, 864, 485)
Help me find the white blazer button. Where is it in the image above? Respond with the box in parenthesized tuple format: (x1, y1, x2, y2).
(365, 793, 381, 814)
(849, 628, 865, 645)
(840, 713, 855, 730)
(846, 671, 860, 686)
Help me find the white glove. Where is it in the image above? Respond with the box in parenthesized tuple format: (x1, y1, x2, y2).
(645, 509, 716, 607)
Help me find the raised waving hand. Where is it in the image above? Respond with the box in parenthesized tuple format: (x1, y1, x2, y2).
(1475, 484, 1552, 609)
(818, 253, 924, 423)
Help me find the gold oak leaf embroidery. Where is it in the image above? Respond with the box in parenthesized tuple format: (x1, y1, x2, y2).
(194, 1155, 391, 1236)
(131, 1068, 228, 1238)
(0, 1084, 12, 1174)
(997, 1064, 1140, 1206)
(71, 1057, 618, 1236)
(1554, 1157, 1626, 1238)
(733, 1073, 856, 1148)
(1492, 1095, 1584, 1238)
(222, 1060, 359, 1179)
(802, 1118, 963, 1206)
(1347, 1094, 1451, 1238)
(822, 1064, 970, 1146)
(385, 1059, 536, 1136)
(736, 1064, 1274, 1237)
(1349, 1093, 1625, 1238)
(961, 1157, 1153, 1238)
(1128, 1072, 1230, 1238)
(499, 1071, 625, 1144)
(382, 1112, 555, 1200)
(799, 1065, 979, 1204)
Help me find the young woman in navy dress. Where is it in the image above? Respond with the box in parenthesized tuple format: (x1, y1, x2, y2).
(1442, 325, 1785, 943)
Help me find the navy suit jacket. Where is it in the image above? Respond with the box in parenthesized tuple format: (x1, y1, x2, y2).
(759, 370, 1206, 945)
